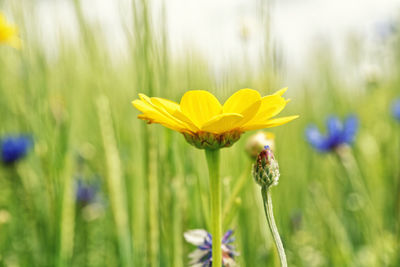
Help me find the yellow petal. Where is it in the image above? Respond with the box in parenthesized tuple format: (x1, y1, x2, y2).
(132, 99, 167, 123)
(274, 87, 288, 96)
(132, 99, 156, 114)
(151, 97, 199, 132)
(243, 94, 286, 127)
(137, 114, 183, 132)
(223, 88, 261, 125)
(132, 99, 188, 132)
(0, 14, 20, 49)
(138, 93, 151, 102)
(241, 115, 299, 131)
(139, 94, 192, 129)
(223, 88, 261, 113)
(151, 97, 180, 113)
(180, 90, 222, 128)
(201, 113, 244, 134)
(132, 99, 162, 122)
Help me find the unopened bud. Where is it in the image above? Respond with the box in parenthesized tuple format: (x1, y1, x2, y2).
(252, 146, 280, 188)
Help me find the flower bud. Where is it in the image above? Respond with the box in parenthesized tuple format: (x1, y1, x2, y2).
(245, 132, 275, 158)
(252, 146, 280, 188)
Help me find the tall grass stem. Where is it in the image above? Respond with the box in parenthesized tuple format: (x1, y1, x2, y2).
(97, 95, 133, 267)
(58, 155, 75, 267)
(222, 163, 251, 229)
(147, 130, 159, 267)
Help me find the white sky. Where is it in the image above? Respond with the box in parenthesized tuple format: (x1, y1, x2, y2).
(34, 0, 400, 78)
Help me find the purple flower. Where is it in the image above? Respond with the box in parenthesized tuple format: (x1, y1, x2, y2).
(392, 99, 400, 121)
(75, 178, 99, 206)
(1, 135, 33, 165)
(184, 229, 238, 267)
(305, 115, 358, 152)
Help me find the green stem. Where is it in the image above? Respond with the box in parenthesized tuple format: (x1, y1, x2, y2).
(222, 162, 252, 229)
(261, 186, 287, 267)
(335, 148, 382, 242)
(205, 149, 221, 267)
(335, 149, 370, 202)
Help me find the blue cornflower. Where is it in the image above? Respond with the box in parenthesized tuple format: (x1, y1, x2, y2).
(0, 135, 33, 165)
(305, 115, 358, 153)
(75, 178, 99, 206)
(392, 99, 400, 121)
(184, 229, 238, 267)
(375, 20, 397, 40)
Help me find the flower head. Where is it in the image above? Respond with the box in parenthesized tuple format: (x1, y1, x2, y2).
(392, 99, 400, 121)
(375, 20, 397, 40)
(184, 229, 238, 267)
(252, 146, 280, 188)
(1, 135, 32, 165)
(132, 88, 298, 149)
(245, 131, 275, 158)
(305, 115, 358, 153)
(75, 178, 100, 206)
(0, 13, 21, 49)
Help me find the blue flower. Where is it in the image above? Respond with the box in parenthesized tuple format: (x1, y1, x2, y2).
(392, 99, 400, 121)
(184, 229, 238, 267)
(305, 115, 358, 152)
(375, 20, 397, 40)
(75, 178, 99, 206)
(0, 135, 33, 164)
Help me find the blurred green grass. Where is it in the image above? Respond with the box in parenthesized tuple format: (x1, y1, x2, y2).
(0, 0, 399, 266)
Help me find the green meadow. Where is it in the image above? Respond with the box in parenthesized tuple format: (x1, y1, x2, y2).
(0, 1, 399, 266)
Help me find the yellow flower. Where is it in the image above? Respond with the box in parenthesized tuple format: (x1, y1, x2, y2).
(0, 13, 21, 49)
(132, 88, 298, 149)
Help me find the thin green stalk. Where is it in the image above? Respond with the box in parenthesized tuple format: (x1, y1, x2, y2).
(97, 96, 133, 267)
(141, 125, 159, 267)
(396, 136, 400, 255)
(205, 149, 221, 267)
(309, 183, 354, 265)
(335, 148, 384, 242)
(261, 186, 287, 267)
(223, 162, 252, 229)
(171, 178, 183, 267)
(7, 168, 37, 265)
(58, 154, 75, 267)
(335, 149, 370, 203)
(148, 132, 159, 267)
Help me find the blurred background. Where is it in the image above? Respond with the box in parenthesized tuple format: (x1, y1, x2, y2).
(0, 0, 399, 266)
